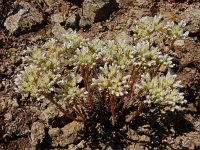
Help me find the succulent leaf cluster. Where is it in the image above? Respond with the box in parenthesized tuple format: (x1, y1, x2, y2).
(14, 16, 188, 124)
(135, 72, 186, 111)
(56, 73, 87, 100)
(92, 63, 131, 97)
(132, 16, 189, 50)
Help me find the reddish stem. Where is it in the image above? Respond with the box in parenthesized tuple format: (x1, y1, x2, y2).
(44, 93, 84, 122)
(72, 98, 86, 121)
(110, 93, 116, 125)
(125, 103, 144, 123)
(82, 66, 94, 110)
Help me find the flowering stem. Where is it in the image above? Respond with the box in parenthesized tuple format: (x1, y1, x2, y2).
(44, 93, 84, 122)
(125, 102, 144, 123)
(153, 63, 162, 76)
(65, 99, 86, 121)
(170, 39, 175, 50)
(128, 67, 140, 100)
(110, 93, 116, 125)
(81, 66, 94, 110)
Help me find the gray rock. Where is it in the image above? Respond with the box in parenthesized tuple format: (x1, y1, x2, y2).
(136, 0, 146, 5)
(125, 143, 146, 150)
(49, 121, 84, 147)
(4, 2, 44, 35)
(30, 122, 45, 147)
(44, 0, 62, 7)
(83, 0, 119, 23)
(39, 105, 60, 125)
(68, 144, 78, 150)
(4, 112, 13, 121)
(12, 98, 19, 108)
(48, 127, 61, 137)
(66, 14, 80, 28)
(77, 140, 86, 149)
(51, 12, 66, 23)
(5, 67, 13, 76)
(44, 0, 55, 7)
(52, 23, 68, 40)
(139, 135, 151, 143)
(79, 16, 91, 28)
(181, 8, 200, 34)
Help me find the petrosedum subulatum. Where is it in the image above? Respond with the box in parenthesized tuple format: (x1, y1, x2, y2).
(14, 16, 188, 125)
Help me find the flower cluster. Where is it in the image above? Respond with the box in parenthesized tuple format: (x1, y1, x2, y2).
(132, 16, 189, 50)
(72, 39, 105, 67)
(62, 31, 85, 51)
(14, 65, 60, 98)
(14, 16, 188, 125)
(101, 40, 134, 69)
(135, 72, 187, 111)
(132, 41, 174, 70)
(132, 16, 164, 41)
(56, 73, 87, 100)
(92, 63, 131, 97)
(165, 20, 189, 40)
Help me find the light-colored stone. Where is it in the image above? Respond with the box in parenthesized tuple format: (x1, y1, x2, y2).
(51, 12, 66, 23)
(52, 23, 67, 40)
(39, 105, 59, 124)
(49, 121, 84, 147)
(30, 122, 45, 146)
(139, 135, 151, 143)
(68, 144, 78, 150)
(12, 98, 19, 108)
(48, 127, 61, 137)
(77, 140, 86, 149)
(4, 2, 44, 35)
(173, 39, 185, 47)
(125, 143, 145, 150)
(136, 0, 146, 5)
(79, 17, 91, 28)
(83, 0, 119, 23)
(60, 121, 84, 146)
(181, 8, 200, 34)
(4, 112, 12, 121)
(66, 14, 80, 28)
(44, 0, 63, 7)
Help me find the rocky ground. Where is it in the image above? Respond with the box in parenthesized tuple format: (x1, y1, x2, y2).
(0, 0, 200, 149)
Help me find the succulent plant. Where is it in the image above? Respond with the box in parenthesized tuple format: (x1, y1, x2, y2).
(15, 16, 188, 125)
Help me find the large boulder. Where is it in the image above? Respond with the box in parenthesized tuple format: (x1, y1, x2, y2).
(83, 0, 119, 23)
(181, 8, 200, 34)
(4, 1, 44, 35)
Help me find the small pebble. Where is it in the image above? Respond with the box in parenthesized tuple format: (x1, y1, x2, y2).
(4, 112, 13, 121)
(66, 14, 80, 28)
(79, 17, 91, 28)
(5, 68, 13, 76)
(12, 98, 19, 108)
(77, 140, 85, 149)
